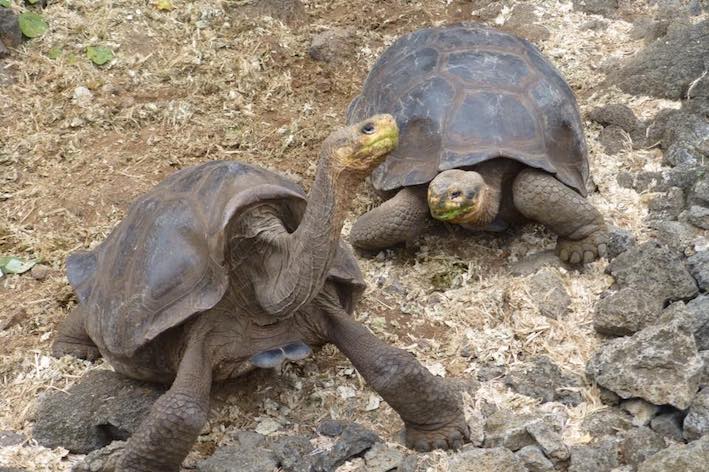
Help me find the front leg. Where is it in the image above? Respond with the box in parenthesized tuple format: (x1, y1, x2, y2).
(512, 168, 608, 263)
(317, 296, 469, 451)
(116, 336, 212, 472)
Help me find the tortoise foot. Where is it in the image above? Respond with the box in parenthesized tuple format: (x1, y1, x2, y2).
(52, 337, 101, 361)
(404, 414, 470, 452)
(556, 230, 608, 264)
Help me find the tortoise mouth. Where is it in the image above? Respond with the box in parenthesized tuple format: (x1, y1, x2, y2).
(430, 203, 478, 223)
(352, 127, 399, 162)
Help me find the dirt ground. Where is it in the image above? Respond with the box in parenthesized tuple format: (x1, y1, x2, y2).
(0, 0, 703, 470)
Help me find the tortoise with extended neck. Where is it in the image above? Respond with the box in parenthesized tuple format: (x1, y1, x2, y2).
(348, 24, 608, 264)
(51, 115, 469, 472)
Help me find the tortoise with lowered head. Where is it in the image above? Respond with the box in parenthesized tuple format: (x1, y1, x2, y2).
(52, 115, 469, 472)
(348, 24, 608, 264)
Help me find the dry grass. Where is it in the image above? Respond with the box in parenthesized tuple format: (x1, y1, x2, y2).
(1, 0, 705, 470)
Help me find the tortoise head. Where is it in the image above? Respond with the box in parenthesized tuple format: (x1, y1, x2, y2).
(325, 114, 399, 174)
(427, 170, 487, 224)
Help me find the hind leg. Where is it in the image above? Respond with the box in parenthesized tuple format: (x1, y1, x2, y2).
(513, 168, 608, 264)
(52, 305, 101, 361)
(350, 187, 431, 251)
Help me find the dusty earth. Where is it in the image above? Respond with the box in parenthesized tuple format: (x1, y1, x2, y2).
(0, 0, 706, 470)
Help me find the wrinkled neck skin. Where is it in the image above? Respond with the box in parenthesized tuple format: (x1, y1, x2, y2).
(257, 145, 362, 318)
(457, 178, 501, 226)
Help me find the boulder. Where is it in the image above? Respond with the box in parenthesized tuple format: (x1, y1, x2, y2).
(528, 269, 571, 320)
(594, 287, 662, 336)
(505, 356, 583, 405)
(686, 294, 709, 350)
(312, 422, 381, 471)
(587, 104, 639, 133)
(686, 205, 709, 230)
(618, 427, 667, 468)
(637, 434, 709, 472)
(516, 445, 554, 472)
(568, 436, 620, 472)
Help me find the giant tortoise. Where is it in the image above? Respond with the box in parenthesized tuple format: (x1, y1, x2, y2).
(52, 115, 469, 472)
(348, 24, 608, 264)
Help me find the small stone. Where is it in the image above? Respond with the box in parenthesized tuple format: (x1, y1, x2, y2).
(254, 417, 281, 435)
(620, 399, 661, 427)
(0, 308, 23, 331)
(581, 408, 634, 437)
(33, 370, 164, 453)
(0, 8, 22, 52)
(683, 387, 709, 440)
(619, 427, 666, 468)
(586, 315, 703, 409)
(30, 264, 50, 281)
(594, 287, 663, 337)
(646, 220, 699, 254)
(568, 436, 621, 472)
(516, 445, 554, 472)
(527, 420, 569, 461)
(687, 205, 709, 229)
(647, 187, 686, 220)
(309, 27, 356, 63)
(650, 410, 686, 442)
(0, 430, 24, 447)
(312, 422, 381, 472)
(637, 434, 709, 472)
(72, 86, 94, 107)
(317, 419, 345, 437)
(363, 443, 404, 472)
(687, 251, 709, 291)
(572, 0, 619, 16)
(588, 104, 639, 133)
(599, 125, 631, 154)
(502, 4, 550, 43)
(483, 411, 540, 451)
(686, 295, 709, 351)
(467, 409, 486, 447)
(269, 435, 314, 472)
(606, 226, 636, 259)
(505, 356, 583, 406)
(448, 447, 527, 472)
(606, 241, 698, 304)
(528, 269, 571, 320)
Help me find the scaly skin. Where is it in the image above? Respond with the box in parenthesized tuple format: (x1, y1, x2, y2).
(349, 186, 430, 250)
(51, 305, 101, 362)
(512, 168, 608, 263)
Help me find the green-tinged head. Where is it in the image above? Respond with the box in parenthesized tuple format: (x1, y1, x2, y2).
(327, 114, 399, 173)
(427, 169, 486, 224)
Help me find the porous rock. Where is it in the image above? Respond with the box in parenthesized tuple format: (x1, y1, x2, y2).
(683, 387, 709, 441)
(0, 8, 22, 54)
(586, 315, 703, 409)
(637, 434, 709, 472)
(483, 411, 540, 451)
(448, 447, 527, 472)
(691, 175, 709, 205)
(646, 220, 699, 254)
(687, 294, 709, 350)
(606, 241, 698, 303)
(686, 205, 709, 230)
(312, 422, 381, 471)
(587, 104, 639, 133)
(502, 4, 551, 43)
(505, 356, 583, 405)
(362, 443, 404, 472)
(33, 370, 164, 453)
(606, 20, 709, 99)
(647, 187, 686, 220)
(0, 430, 24, 447)
(568, 436, 620, 472)
(618, 427, 666, 468)
(594, 287, 662, 337)
(197, 442, 277, 472)
(515, 445, 554, 472)
(528, 269, 571, 320)
(572, 0, 619, 16)
(581, 408, 634, 437)
(650, 410, 686, 442)
(606, 226, 636, 259)
(270, 435, 314, 472)
(700, 350, 709, 386)
(526, 420, 569, 461)
(309, 27, 356, 63)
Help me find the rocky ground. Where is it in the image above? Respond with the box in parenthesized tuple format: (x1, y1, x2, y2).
(0, 0, 707, 471)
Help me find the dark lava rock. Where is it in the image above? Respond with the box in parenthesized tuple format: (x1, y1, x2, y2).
(270, 435, 314, 472)
(312, 422, 381, 471)
(581, 408, 634, 437)
(637, 433, 709, 471)
(594, 287, 663, 337)
(619, 427, 667, 468)
(33, 370, 164, 453)
(629, 18, 670, 44)
(527, 420, 569, 461)
(606, 20, 709, 100)
(650, 410, 686, 442)
(606, 241, 698, 303)
(448, 446, 527, 472)
(586, 314, 703, 409)
(0, 8, 22, 54)
(515, 445, 554, 472)
(683, 387, 709, 440)
(687, 251, 709, 291)
(309, 27, 356, 63)
(362, 443, 404, 471)
(588, 104, 639, 132)
(599, 125, 631, 154)
(197, 442, 277, 472)
(686, 205, 709, 229)
(483, 411, 541, 451)
(646, 220, 699, 254)
(572, 0, 618, 16)
(316, 419, 345, 437)
(659, 99, 709, 163)
(606, 226, 636, 259)
(0, 430, 24, 447)
(691, 175, 709, 205)
(505, 356, 583, 405)
(528, 269, 571, 320)
(647, 187, 686, 220)
(568, 436, 620, 472)
(687, 294, 709, 350)
(73, 440, 126, 472)
(501, 4, 551, 43)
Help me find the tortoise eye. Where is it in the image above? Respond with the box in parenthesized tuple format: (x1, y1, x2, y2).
(450, 190, 462, 198)
(361, 123, 376, 134)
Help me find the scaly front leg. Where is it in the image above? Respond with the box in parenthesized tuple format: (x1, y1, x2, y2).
(316, 294, 469, 451)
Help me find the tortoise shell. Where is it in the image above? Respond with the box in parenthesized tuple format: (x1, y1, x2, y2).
(347, 24, 589, 196)
(67, 161, 365, 358)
